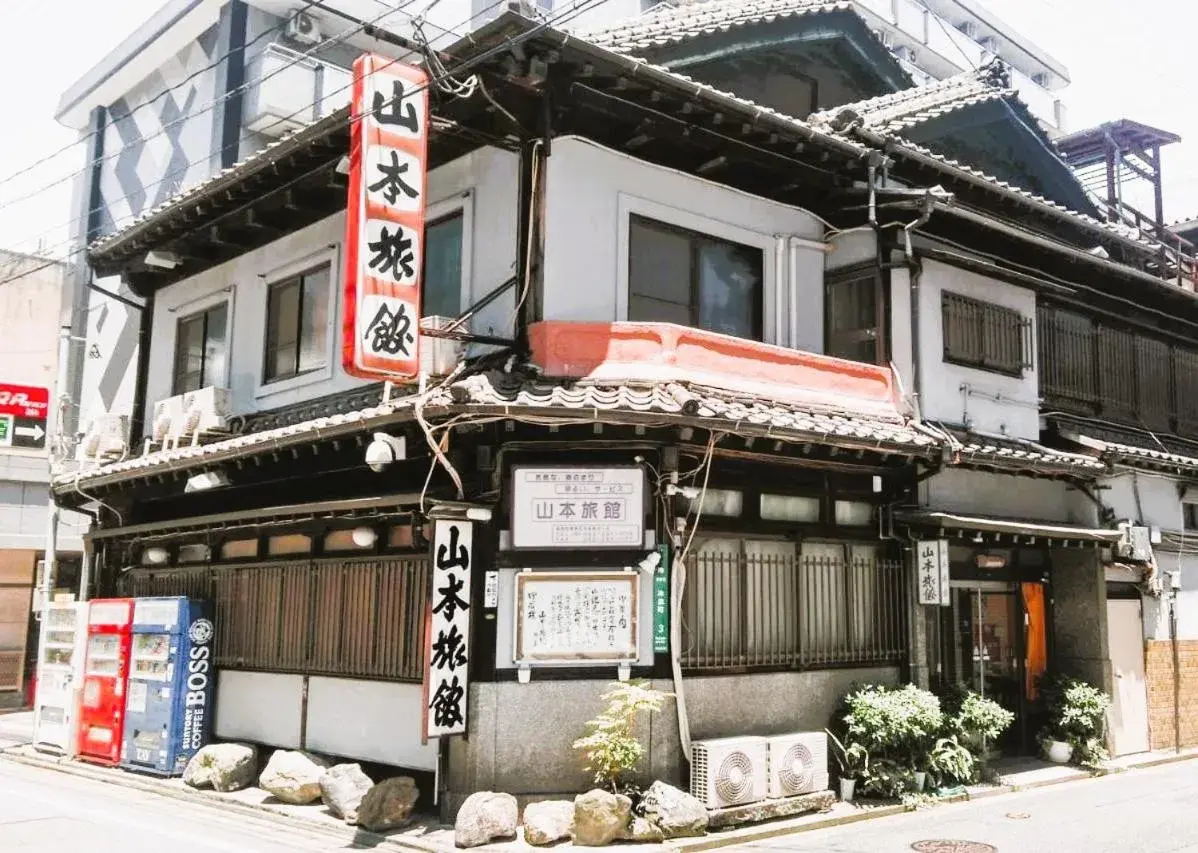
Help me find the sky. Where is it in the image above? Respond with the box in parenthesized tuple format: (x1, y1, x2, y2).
(0, 0, 1197, 264)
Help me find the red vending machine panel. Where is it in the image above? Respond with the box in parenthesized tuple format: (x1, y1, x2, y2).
(76, 598, 135, 765)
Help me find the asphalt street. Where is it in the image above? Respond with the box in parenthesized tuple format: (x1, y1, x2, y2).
(0, 759, 372, 852)
(745, 759, 1198, 853)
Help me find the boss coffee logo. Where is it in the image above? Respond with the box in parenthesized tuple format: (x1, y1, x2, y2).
(180, 617, 213, 753)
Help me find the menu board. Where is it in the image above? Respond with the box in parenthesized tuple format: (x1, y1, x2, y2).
(514, 572, 638, 663)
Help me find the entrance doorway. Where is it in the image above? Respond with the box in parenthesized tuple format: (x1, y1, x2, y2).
(1106, 599, 1150, 756)
(942, 580, 1049, 753)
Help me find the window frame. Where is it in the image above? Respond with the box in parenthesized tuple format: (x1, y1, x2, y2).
(825, 261, 888, 365)
(941, 290, 1033, 377)
(262, 262, 334, 387)
(618, 194, 777, 344)
(170, 297, 232, 395)
(254, 246, 339, 400)
(421, 192, 473, 321)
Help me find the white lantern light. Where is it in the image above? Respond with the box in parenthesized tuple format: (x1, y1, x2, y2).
(143, 546, 169, 565)
(351, 526, 378, 548)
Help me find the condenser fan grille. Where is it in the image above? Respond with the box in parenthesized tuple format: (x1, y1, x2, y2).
(715, 750, 756, 803)
(778, 742, 814, 793)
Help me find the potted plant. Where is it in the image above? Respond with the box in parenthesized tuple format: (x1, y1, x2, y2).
(1038, 674, 1111, 767)
(927, 735, 975, 788)
(826, 729, 868, 802)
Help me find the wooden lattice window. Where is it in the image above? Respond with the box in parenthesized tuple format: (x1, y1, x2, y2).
(942, 292, 1032, 376)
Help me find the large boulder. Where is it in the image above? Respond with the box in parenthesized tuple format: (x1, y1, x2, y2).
(522, 800, 574, 847)
(638, 780, 708, 838)
(258, 750, 330, 804)
(320, 763, 374, 823)
(573, 789, 632, 847)
(357, 776, 420, 832)
(182, 743, 258, 793)
(455, 791, 519, 848)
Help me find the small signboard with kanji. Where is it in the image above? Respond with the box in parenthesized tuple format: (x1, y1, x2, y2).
(916, 539, 950, 607)
(514, 572, 639, 663)
(423, 519, 473, 740)
(342, 54, 430, 381)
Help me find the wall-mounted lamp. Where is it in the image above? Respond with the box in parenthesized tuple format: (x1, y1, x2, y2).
(185, 471, 231, 492)
(365, 433, 406, 473)
(351, 526, 378, 548)
(143, 546, 169, 565)
(145, 250, 181, 269)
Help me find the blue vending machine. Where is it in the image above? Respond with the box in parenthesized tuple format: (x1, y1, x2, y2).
(120, 597, 215, 776)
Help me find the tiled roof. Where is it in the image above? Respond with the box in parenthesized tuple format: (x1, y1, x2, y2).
(1099, 439, 1198, 472)
(582, 0, 851, 53)
(944, 428, 1107, 474)
(55, 371, 937, 490)
(809, 61, 1012, 136)
(88, 107, 349, 256)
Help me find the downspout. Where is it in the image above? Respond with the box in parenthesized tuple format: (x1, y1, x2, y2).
(1171, 583, 1181, 753)
(128, 290, 156, 447)
(904, 194, 936, 418)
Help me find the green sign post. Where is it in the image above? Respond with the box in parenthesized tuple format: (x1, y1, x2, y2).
(652, 543, 670, 654)
(0, 415, 11, 448)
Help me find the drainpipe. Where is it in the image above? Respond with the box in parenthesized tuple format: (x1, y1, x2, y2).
(903, 194, 936, 416)
(1169, 572, 1182, 753)
(128, 291, 156, 446)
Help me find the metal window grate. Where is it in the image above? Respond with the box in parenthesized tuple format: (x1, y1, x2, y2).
(942, 292, 1032, 376)
(119, 556, 429, 681)
(680, 545, 906, 672)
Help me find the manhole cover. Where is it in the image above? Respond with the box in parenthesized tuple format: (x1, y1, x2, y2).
(911, 842, 997, 853)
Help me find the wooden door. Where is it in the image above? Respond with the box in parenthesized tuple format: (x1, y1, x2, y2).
(1106, 599, 1150, 756)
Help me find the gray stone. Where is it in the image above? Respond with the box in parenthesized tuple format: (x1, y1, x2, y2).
(455, 791, 519, 848)
(320, 763, 374, 823)
(357, 776, 419, 832)
(522, 800, 574, 847)
(706, 790, 835, 829)
(258, 750, 330, 804)
(182, 743, 258, 793)
(639, 781, 708, 838)
(624, 817, 665, 843)
(573, 789, 632, 847)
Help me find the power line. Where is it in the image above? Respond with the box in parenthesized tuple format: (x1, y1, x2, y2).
(0, 0, 615, 287)
(0, 0, 437, 216)
(0, 0, 326, 192)
(0, 0, 477, 260)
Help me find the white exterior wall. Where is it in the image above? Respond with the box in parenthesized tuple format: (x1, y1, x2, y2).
(142, 147, 518, 424)
(541, 137, 828, 353)
(913, 258, 1039, 439)
(921, 467, 1097, 525)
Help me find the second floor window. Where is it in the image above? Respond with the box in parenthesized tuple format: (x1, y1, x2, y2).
(173, 303, 228, 394)
(826, 264, 885, 364)
(942, 291, 1032, 377)
(264, 265, 330, 383)
(628, 214, 764, 341)
(423, 211, 463, 318)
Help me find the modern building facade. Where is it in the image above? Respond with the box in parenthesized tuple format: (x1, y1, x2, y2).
(0, 251, 86, 706)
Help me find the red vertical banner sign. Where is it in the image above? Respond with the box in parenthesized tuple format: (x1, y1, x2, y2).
(342, 54, 430, 381)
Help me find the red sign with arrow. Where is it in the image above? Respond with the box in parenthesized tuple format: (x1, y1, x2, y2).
(0, 384, 49, 450)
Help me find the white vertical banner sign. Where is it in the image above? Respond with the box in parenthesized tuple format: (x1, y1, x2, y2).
(916, 539, 951, 607)
(423, 519, 473, 740)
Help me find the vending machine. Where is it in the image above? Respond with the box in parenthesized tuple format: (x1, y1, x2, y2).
(121, 597, 215, 776)
(32, 600, 87, 755)
(76, 598, 135, 765)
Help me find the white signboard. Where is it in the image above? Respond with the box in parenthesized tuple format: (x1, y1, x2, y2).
(423, 519, 473, 739)
(916, 539, 951, 606)
(510, 466, 645, 550)
(515, 572, 639, 663)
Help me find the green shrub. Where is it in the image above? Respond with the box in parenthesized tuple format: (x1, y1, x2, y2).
(927, 735, 975, 786)
(842, 684, 944, 759)
(860, 757, 913, 798)
(1039, 674, 1111, 767)
(573, 681, 670, 793)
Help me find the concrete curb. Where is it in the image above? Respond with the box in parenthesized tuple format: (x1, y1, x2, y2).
(0, 748, 446, 853)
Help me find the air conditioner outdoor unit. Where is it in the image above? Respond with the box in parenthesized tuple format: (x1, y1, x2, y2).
(76, 414, 129, 464)
(895, 45, 918, 64)
(1116, 523, 1153, 562)
(690, 736, 769, 810)
(148, 393, 187, 452)
(765, 732, 829, 798)
(286, 10, 322, 45)
(175, 386, 233, 446)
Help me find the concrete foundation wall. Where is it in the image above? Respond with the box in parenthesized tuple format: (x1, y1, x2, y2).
(446, 666, 898, 815)
(1051, 549, 1110, 692)
(1146, 639, 1198, 750)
